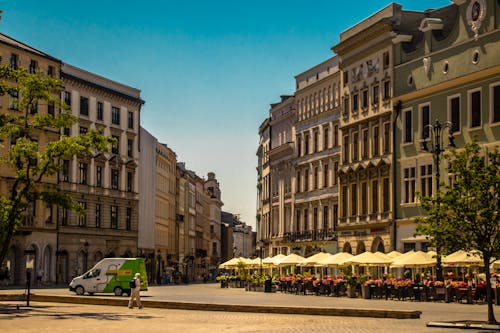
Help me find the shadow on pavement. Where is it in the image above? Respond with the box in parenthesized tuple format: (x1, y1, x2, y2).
(0, 303, 156, 321)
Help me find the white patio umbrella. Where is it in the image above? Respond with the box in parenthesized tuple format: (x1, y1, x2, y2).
(262, 254, 286, 267)
(340, 251, 393, 266)
(276, 253, 305, 267)
(316, 252, 354, 267)
(390, 251, 436, 268)
(299, 252, 332, 267)
(387, 250, 402, 258)
(443, 250, 483, 267)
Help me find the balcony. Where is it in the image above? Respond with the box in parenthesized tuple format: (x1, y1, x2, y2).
(283, 228, 337, 243)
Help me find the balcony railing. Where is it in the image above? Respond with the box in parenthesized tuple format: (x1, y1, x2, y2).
(283, 228, 337, 243)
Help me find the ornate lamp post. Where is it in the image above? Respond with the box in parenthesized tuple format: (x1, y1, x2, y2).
(257, 240, 263, 276)
(421, 119, 455, 281)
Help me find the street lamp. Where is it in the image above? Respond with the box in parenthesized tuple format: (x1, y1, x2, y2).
(421, 118, 455, 282)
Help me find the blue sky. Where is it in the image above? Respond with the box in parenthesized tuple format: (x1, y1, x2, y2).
(1, 0, 450, 227)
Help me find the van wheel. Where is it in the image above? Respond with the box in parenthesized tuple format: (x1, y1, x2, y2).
(75, 286, 85, 296)
(114, 287, 123, 296)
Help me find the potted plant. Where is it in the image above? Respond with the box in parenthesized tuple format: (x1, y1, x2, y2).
(346, 275, 358, 298)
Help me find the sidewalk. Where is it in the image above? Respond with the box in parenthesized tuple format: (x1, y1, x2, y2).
(2, 283, 500, 322)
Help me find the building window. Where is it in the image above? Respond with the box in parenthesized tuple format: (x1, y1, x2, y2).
(128, 111, 134, 129)
(383, 122, 390, 154)
(95, 204, 101, 228)
(47, 65, 54, 77)
(9, 53, 18, 69)
(383, 52, 390, 69)
(492, 84, 500, 123)
(79, 162, 88, 185)
(61, 208, 68, 226)
(313, 207, 318, 230)
(111, 135, 119, 154)
(323, 127, 329, 150)
(79, 126, 88, 135)
(47, 101, 55, 116)
(382, 178, 390, 212)
(313, 130, 319, 153)
(323, 206, 329, 230)
(29, 101, 38, 114)
(314, 167, 319, 190)
(403, 167, 416, 203)
(304, 169, 309, 192)
(78, 202, 87, 227)
(420, 104, 430, 139)
(296, 135, 302, 156)
(372, 85, 379, 105)
(383, 80, 391, 100)
(352, 93, 359, 113)
(79, 96, 89, 116)
(373, 126, 379, 156)
(111, 106, 120, 125)
(96, 165, 102, 187)
(351, 184, 357, 216)
(111, 169, 119, 190)
(361, 182, 367, 215)
(62, 160, 70, 182)
(362, 129, 368, 159)
(127, 139, 133, 157)
(343, 97, 349, 117)
(362, 89, 368, 109)
(111, 206, 118, 229)
(304, 134, 310, 155)
(63, 127, 70, 136)
(29, 60, 38, 74)
(420, 164, 433, 198)
(323, 164, 328, 188)
(303, 209, 309, 230)
(343, 135, 349, 163)
(9, 90, 19, 111)
(341, 185, 348, 218)
(127, 171, 133, 192)
(97, 102, 104, 121)
(333, 125, 339, 147)
(449, 95, 460, 132)
(403, 109, 413, 143)
(333, 204, 338, 228)
(343, 71, 349, 86)
(126, 207, 132, 230)
(333, 162, 338, 185)
(64, 91, 71, 107)
(352, 132, 359, 161)
(469, 89, 481, 128)
(296, 210, 301, 232)
(371, 180, 379, 213)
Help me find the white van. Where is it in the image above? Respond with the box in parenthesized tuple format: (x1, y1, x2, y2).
(69, 258, 148, 296)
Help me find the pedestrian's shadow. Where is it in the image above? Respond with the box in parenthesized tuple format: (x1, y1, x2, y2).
(0, 304, 156, 321)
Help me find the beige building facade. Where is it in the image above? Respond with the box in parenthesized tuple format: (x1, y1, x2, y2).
(57, 63, 143, 283)
(332, 4, 405, 255)
(0, 33, 61, 286)
(291, 57, 341, 256)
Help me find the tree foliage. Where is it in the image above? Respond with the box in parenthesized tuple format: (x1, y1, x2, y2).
(416, 141, 500, 324)
(0, 65, 113, 268)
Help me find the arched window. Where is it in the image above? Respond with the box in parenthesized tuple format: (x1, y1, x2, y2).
(343, 242, 352, 254)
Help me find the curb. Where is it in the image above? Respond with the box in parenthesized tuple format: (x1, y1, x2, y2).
(0, 294, 421, 319)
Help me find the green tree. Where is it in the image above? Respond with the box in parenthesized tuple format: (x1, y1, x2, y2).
(417, 141, 500, 324)
(0, 65, 113, 269)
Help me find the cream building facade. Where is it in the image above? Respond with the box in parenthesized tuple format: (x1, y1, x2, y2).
(204, 172, 223, 274)
(58, 63, 143, 283)
(332, 4, 407, 255)
(0, 33, 61, 285)
(291, 57, 341, 256)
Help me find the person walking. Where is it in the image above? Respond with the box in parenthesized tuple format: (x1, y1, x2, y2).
(128, 272, 143, 309)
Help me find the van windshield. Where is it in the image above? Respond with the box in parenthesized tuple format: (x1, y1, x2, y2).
(83, 268, 101, 279)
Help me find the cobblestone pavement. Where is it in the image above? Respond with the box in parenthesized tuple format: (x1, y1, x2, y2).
(2, 283, 500, 332)
(0, 301, 472, 333)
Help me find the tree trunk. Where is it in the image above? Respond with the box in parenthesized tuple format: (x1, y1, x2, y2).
(484, 256, 497, 325)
